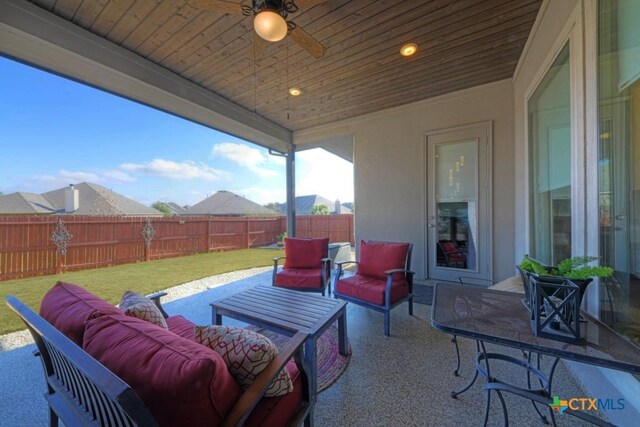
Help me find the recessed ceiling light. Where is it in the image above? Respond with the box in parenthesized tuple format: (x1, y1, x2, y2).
(400, 43, 418, 57)
(289, 88, 302, 96)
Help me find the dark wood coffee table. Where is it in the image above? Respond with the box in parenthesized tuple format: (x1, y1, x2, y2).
(210, 285, 349, 401)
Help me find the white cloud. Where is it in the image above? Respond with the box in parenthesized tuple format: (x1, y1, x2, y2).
(101, 169, 135, 182)
(211, 142, 280, 178)
(235, 186, 286, 205)
(296, 149, 354, 202)
(120, 159, 228, 181)
(58, 169, 101, 182)
(22, 169, 101, 191)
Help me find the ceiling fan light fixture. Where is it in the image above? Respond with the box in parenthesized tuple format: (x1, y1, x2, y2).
(289, 87, 301, 96)
(254, 10, 288, 42)
(400, 43, 418, 57)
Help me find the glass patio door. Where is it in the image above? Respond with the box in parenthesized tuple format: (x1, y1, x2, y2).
(597, 0, 640, 346)
(426, 123, 491, 283)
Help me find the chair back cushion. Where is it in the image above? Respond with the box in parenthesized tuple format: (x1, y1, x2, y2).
(83, 314, 241, 427)
(440, 241, 458, 254)
(357, 241, 410, 281)
(283, 237, 329, 269)
(39, 281, 123, 346)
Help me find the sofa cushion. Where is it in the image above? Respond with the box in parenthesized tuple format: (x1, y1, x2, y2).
(167, 315, 195, 341)
(336, 274, 408, 306)
(274, 268, 323, 289)
(83, 314, 241, 427)
(39, 281, 122, 346)
(119, 291, 168, 329)
(246, 361, 303, 427)
(357, 241, 410, 281)
(195, 325, 293, 397)
(283, 237, 329, 269)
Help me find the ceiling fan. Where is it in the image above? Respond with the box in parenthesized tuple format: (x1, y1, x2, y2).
(188, 0, 326, 59)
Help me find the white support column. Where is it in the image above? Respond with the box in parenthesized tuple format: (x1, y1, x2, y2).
(286, 145, 296, 237)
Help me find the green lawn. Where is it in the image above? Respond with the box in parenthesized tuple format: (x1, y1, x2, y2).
(1, 248, 283, 336)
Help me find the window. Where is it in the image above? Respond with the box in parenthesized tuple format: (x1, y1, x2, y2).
(598, 0, 640, 346)
(528, 43, 571, 265)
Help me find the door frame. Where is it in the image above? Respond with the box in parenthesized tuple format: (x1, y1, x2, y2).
(424, 121, 493, 283)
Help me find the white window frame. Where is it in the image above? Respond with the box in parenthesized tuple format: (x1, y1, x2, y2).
(523, 2, 589, 306)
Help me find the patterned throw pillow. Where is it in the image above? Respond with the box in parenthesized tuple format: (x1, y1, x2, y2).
(119, 291, 168, 329)
(195, 325, 293, 397)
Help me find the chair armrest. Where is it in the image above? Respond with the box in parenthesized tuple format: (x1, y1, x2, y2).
(222, 331, 310, 427)
(334, 260, 358, 278)
(335, 260, 358, 268)
(384, 268, 415, 275)
(273, 256, 285, 268)
(146, 291, 169, 318)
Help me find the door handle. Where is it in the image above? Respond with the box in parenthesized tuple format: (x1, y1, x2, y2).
(428, 224, 436, 228)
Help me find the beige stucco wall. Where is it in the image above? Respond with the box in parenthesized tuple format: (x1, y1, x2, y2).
(294, 79, 515, 280)
(513, 0, 580, 259)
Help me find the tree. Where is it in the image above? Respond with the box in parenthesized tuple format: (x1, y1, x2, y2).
(311, 204, 329, 215)
(152, 202, 173, 216)
(264, 202, 280, 213)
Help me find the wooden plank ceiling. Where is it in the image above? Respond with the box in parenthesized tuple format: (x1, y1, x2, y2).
(29, 0, 542, 132)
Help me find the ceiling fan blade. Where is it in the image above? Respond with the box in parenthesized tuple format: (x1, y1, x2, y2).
(187, 0, 244, 14)
(289, 23, 325, 59)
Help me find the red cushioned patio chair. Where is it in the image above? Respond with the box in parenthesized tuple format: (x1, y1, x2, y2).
(332, 240, 414, 336)
(437, 240, 467, 268)
(272, 237, 332, 296)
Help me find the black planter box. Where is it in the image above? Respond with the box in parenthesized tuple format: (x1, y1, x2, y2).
(529, 276, 581, 343)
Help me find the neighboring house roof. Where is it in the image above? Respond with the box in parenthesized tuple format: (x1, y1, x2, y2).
(166, 202, 186, 215)
(184, 191, 278, 216)
(42, 183, 162, 216)
(0, 192, 56, 214)
(0, 183, 163, 216)
(277, 195, 352, 215)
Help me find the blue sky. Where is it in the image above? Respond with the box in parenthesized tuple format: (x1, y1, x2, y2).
(0, 57, 353, 207)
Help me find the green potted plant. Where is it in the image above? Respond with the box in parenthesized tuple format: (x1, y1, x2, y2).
(519, 255, 613, 307)
(276, 232, 287, 247)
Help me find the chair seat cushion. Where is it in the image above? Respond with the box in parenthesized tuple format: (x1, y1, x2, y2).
(274, 268, 323, 289)
(447, 253, 467, 262)
(83, 314, 241, 427)
(335, 275, 408, 306)
(283, 237, 329, 269)
(489, 276, 524, 294)
(357, 241, 410, 281)
(39, 281, 123, 346)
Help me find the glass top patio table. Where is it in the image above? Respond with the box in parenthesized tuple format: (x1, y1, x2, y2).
(431, 282, 640, 375)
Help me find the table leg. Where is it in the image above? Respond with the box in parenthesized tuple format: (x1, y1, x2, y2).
(451, 340, 481, 398)
(478, 341, 509, 427)
(305, 338, 318, 403)
(211, 307, 222, 326)
(338, 309, 348, 356)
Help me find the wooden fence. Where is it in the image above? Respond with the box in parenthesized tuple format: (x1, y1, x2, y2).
(0, 214, 354, 281)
